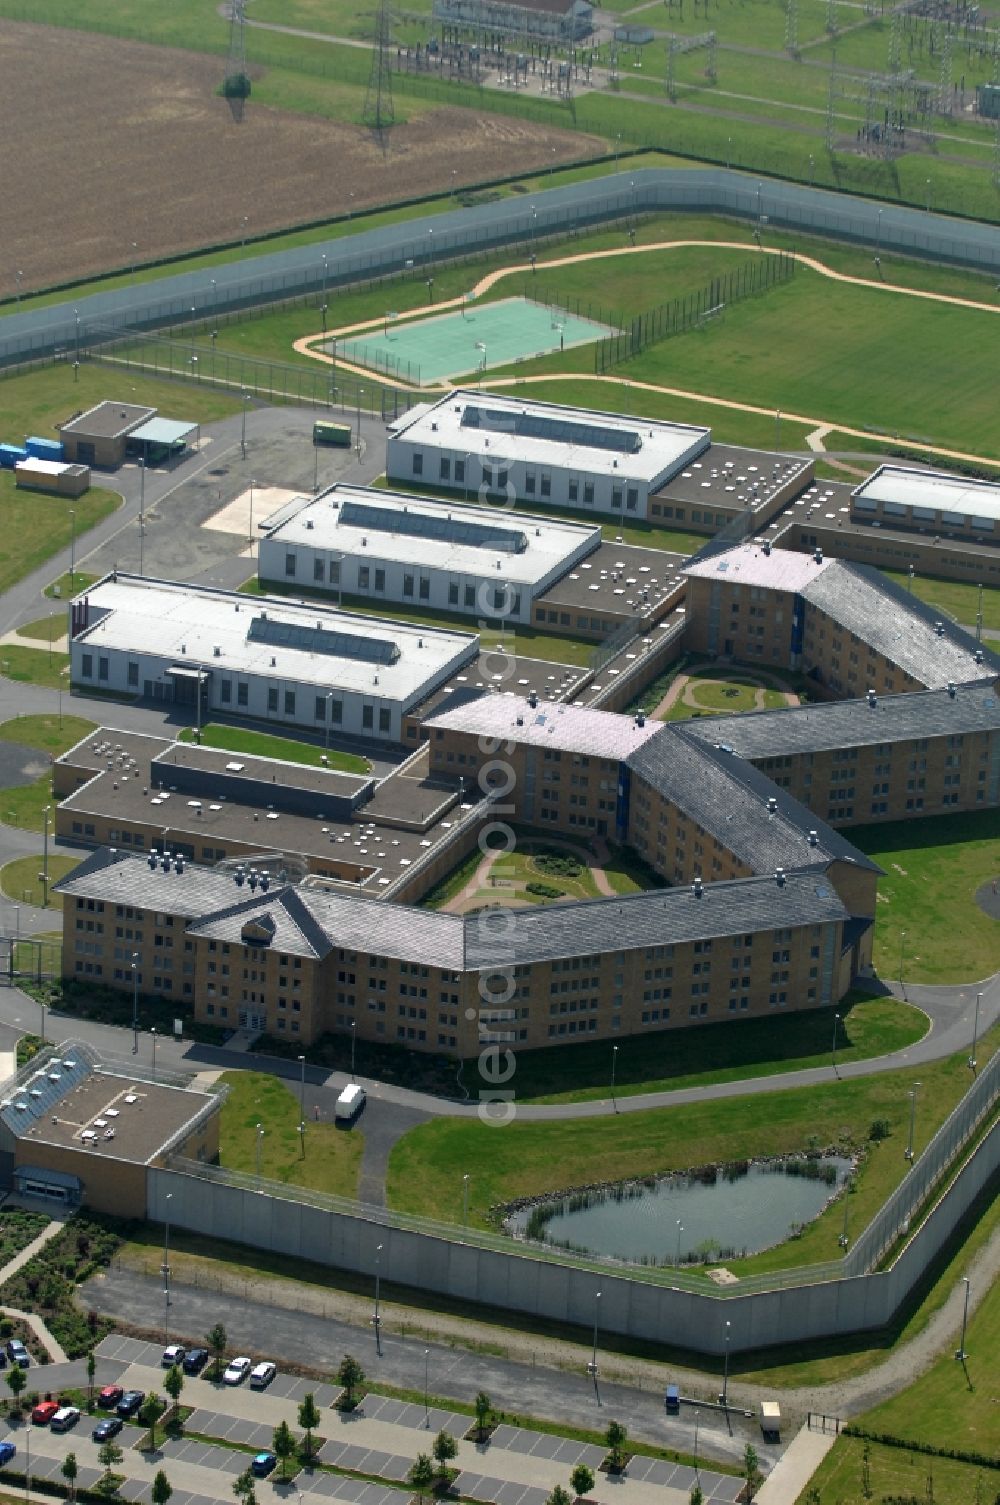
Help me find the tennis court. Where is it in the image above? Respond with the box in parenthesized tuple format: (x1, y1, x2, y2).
(333, 296, 616, 386)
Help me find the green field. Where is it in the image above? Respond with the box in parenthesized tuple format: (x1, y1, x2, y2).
(176, 723, 369, 775)
(0, 470, 117, 598)
(0, 643, 70, 691)
(0, 714, 95, 833)
(218, 1070, 363, 1199)
(419, 834, 664, 912)
(0, 854, 78, 911)
(663, 666, 791, 721)
(882, 569, 1000, 634)
(15, 613, 66, 644)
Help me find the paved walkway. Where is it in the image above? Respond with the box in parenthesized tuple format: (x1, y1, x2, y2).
(755, 1424, 838, 1503)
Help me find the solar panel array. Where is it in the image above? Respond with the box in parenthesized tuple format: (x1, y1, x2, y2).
(0, 1049, 94, 1135)
(339, 500, 527, 554)
(461, 403, 641, 454)
(247, 615, 400, 665)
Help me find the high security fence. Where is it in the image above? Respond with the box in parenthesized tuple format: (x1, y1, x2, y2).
(594, 250, 796, 372)
(3, 170, 1000, 370)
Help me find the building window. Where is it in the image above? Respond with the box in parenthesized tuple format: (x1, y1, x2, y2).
(285, 553, 297, 577)
(313, 558, 324, 582)
(464, 585, 475, 608)
(419, 577, 430, 601)
(455, 460, 465, 484)
(358, 565, 370, 591)
(237, 682, 249, 707)
(127, 661, 139, 687)
(412, 452, 423, 476)
(378, 708, 391, 733)
(268, 687, 278, 712)
(363, 705, 374, 729)
(330, 698, 342, 724)
(81, 654, 93, 678)
(448, 582, 459, 606)
(440, 457, 451, 481)
(403, 574, 414, 598)
(98, 656, 109, 681)
(220, 679, 232, 703)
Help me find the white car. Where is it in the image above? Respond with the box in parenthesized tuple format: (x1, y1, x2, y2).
(161, 1345, 186, 1369)
(249, 1361, 276, 1390)
(51, 1407, 81, 1433)
(223, 1357, 252, 1386)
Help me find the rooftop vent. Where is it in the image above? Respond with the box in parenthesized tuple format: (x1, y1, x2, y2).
(213, 645, 221, 658)
(813, 547, 823, 564)
(528, 691, 538, 708)
(635, 710, 646, 728)
(692, 875, 703, 897)
(974, 649, 984, 665)
(762, 540, 772, 556)
(867, 689, 877, 707)
(935, 621, 945, 637)
(775, 867, 786, 887)
(808, 829, 818, 847)
(947, 681, 956, 698)
(767, 795, 778, 814)
(516, 715, 524, 726)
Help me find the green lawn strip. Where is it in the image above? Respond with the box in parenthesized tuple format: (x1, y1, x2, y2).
(0, 471, 118, 597)
(176, 723, 369, 775)
(386, 1031, 996, 1276)
(0, 714, 95, 757)
(505, 993, 927, 1105)
(45, 571, 100, 600)
(0, 645, 70, 691)
(22, 976, 226, 1047)
(796, 1434, 993, 1504)
(15, 614, 66, 644)
(881, 569, 1000, 634)
(218, 1070, 363, 1200)
(0, 774, 57, 834)
(0, 854, 78, 911)
(418, 845, 486, 909)
(848, 807, 1000, 984)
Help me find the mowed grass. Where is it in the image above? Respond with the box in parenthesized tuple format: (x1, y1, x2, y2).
(849, 808, 1000, 984)
(882, 569, 1000, 633)
(0, 713, 95, 757)
(664, 666, 790, 721)
(386, 1030, 996, 1275)
(0, 471, 117, 597)
(176, 723, 369, 775)
(218, 1070, 363, 1200)
(0, 645, 70, 690)
(0, 854, 78, 911)
(799, 1435, 994, 1505)
(15, 613, 66, 644)
(501, 993, 928, 1105)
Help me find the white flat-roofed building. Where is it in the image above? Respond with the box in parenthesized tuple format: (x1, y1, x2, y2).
(68, 575, 477, 742)
(386, 390, 711, 521)
(852, 465, 1000, 545)
(256, 484, 601, 624)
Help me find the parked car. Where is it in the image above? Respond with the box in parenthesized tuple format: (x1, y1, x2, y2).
(0, 1441, 16, 1465)
(51, 1407, 81, 1434)
(6, 1340, 29, 1368)
(161, 1345, 186, 1369)
(249, 1362, 276, 1390)
(116, 1390, 145, 1418)
(31, 1402, 60, 1426)
(223, 1357, 251, 1386)
(182, 1348, 208, 1375)
(92, 1417, 124, 1443)
(251, 1453, 277, 1478)
(98, 1386, 123, 1409)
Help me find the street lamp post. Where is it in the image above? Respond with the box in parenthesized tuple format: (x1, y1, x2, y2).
(151, 1026, 157, 1081)
(298, 1053, 306, 1121)
(905, 1082, 921, 1162)
(839, 1176, 851, 1248)
(831, 1010, 840, 1078)
(675, 1219, 683, 1267)
(162, 1192, 173, 1338)
(325, 692, 334, 753)
(255, 1121, 264, 1181)
(356, 389, 364, 456)
(130, 242, 138, 280)
(42, 804, 51, 908)
(462, 1173, 470, 1227)
(898, 929, 907, 1000)
(372, 1243, 383, 1355)
(15, 269, 23, 303)
(138, 460, 145, 576)
(321, 254, 328, 295)
(423, 1349, 430, 1427)
(426, 278, 434, 304)
(969, 991, 981, 1074)
(721, 1319, 731, 1408)
(955, 1276, 971, 1361)
(131, 953, 140, 1053)
(588, 1289, 601, 1402)
(241, 391, 251, 459)
(69, 508, 77, 595)
(350, 1019, 356, 1080)
(610, 1043, 618, 1113)
(241, 215, 249, 250)
(249, 478, 256, 555)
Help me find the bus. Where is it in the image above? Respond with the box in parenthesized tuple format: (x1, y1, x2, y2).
(313, 419, 352, 448)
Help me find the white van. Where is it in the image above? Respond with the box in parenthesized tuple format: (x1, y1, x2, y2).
(335, 1083, 366, 1123)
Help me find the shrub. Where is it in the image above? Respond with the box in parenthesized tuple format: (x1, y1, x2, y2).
(869, 1119, 892, 1141)
(526, 881, 564, 899)
(535, 852, 583, 878)
(222, 72, 251, 99)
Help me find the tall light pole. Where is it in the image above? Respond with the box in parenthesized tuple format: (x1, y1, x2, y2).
(255, 1121, 264, 1181)
(588, 1289, 601, 1403)
(905, 1082, 921, 1163)
(69, 508, 76, 595)
(151, 1026, 157, 1081)
(131, 953, 140, 1054)
(831, 1010, 841, 1078)
(321, 254, 328, 296)
(298, 1053, 306, 1121)
(969, 991, 981, 1074)
(955, 1276, 971, 1361)
(839, 1175, 851, 1248)
(130, 242, 138, 280)
(249, 478, 256, 555)
(350, 1019, 357, 1080)
(138, 461, 145, 577)
(372, 1243, 383, 1356)
(241, 215, 249, 250)
(721, 1319, 731, 1408)
(241, 391, 250, 459)
(898, 929, 907, 1001)
(42, 805, 51, 908)
(423, 1349, 430, 1428)
(676, 1219, 683, 1267)
(325, 692, 334, 753)
(462, 1173, 470, 1227)
(162, 1193, 173, 1333)
(611, 1043, 619, 1113)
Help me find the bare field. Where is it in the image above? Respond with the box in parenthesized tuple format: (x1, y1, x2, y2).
(0, 20, 603, 296)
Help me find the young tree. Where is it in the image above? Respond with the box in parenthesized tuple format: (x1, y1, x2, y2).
(407, 1454, 435, 1500)
(272, 1420, 296, 1482)
(473, 1390, 493, 1442)
(297, 1393, 320, 1462)
(151, 1470, 173, 1505)
(432, 1429, 458, 1482)
(140, 1392, 163, 1451)
(61, 1452, 79, 1504)
(232, 1468, 258, 1505)
(570, 1462, 595, 1497)
(86, 1352, 96, 1409)
(605, 1420, 628, 1471)
(5, 1365, 26, 1412)
(546, 1488, 572, 1505)
(97, 1440, 124, 1498)
(208, 1323, 227, 1381)
(743, 1444, 763, 1502)
(163, 1365, 184, 1411)
(689, 1484, 704, 1505)
(337, 1354, 364, 1408)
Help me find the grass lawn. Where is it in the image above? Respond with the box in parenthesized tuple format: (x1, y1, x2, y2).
(15, 613, 66, 644)
(386, 1029, 996, 1275)
(882, 569, 1000, 634)
(0, 471, 118, 597)
(45, 570, 99, 600)
(0, 854, 78, 911)
(218, 1070, 363, 1199)
(848, 808, 1000, 985)
(176, 723, 369, 775)
(664, 666, 790, 721)
(798, 1434, 993, 1505)
(0, 644, 70, 690)
(0, 713, 95, 757)
(501, 992, 928, 1105)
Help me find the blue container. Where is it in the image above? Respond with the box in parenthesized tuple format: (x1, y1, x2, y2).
(25, 436, 64, 461)
(0, 445, 28, 469)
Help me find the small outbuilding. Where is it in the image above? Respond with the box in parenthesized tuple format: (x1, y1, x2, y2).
(59, 401, 156, 467)
(127, 416, 201, 465)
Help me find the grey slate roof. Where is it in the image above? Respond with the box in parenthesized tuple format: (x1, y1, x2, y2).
(54, 847, 246, 917)
(685, 680, 1000, 759)
(424, 691, 661, 760)
(299, 887, 465, 970)
(185, 887, 331, 959)
(465, 870, 850, 968)
(627, 727, 881, 876)
(802, 561, 999, 689)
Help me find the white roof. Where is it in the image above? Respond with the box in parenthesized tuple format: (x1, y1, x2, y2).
(262, 485, 600, 585)
(854, 465, 1000, 525)
(392, 390, 710, 484)
(684, 542, 834, 592)
(426, 692, 662, 760)
(73, 575, 476, 700)
(15, 458, 74, 477)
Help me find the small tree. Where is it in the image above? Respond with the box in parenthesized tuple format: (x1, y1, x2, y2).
(208, 1323, 227, 1380)
(474, 1389, 493, 1442)
(272, 1420, 295, 1482)
(140, 1392, 163, 1450)
(297, 1392, 320, 1462)
(97, 1440, 124, 1498)
(232, 1468, 257, 1505)
(408, 1453, 435, 1500)
(86, 1352, 96, 1408)
(337, 1354, 364, 1408)
(689, 1484, 704, 1505)
(744, 1444, 763, 1502)
(61, 1452, 79, 1504)
(546, 1489, 572, 1505)
(433, 1429, 458, 1482)
(570, 1462, 595, 1497)
(151, 1470, 173, 1505)
(164, 1365, 184, 1410)
(605, 1420, 628, 1472)
(5, 1365, 26, 1412)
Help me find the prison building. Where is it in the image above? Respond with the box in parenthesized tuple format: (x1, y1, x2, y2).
(851, 466, 1000, 548)
(386, 391, 710, 522)
(67, 575, 477, 743)
(256, 485, 601, 625)
(432, 0, 593, 43)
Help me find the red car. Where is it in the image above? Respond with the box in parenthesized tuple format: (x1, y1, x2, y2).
(31, 1401, 60, 1425)
(97, 1386, 123, 1409)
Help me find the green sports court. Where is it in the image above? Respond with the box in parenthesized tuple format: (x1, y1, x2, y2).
(333, 295, 616, 386)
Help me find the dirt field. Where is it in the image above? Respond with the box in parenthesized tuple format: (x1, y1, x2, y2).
(0, 20, 604, 297)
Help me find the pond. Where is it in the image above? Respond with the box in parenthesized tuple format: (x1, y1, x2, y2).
(506, 1157, 852, 1265)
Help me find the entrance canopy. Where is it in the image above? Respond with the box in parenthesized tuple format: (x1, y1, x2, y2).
(128, 417, 200, 462)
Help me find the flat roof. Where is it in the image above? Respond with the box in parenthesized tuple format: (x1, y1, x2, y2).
(425, 691, 662, 760)
(853, 465, 1000, 525)
(391, 390, 710, 485)
(535, 539, 688, 616)
(262, 484, 601, 586)
(684, 541, 834, 593)
(72, 575, 477, 702)
(60, 401, 155, 440)
(653, 445, 811, 512)
(150, 740, 371, 799)
(409, 650, 590, 721)
(129, 418, 198, 446)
